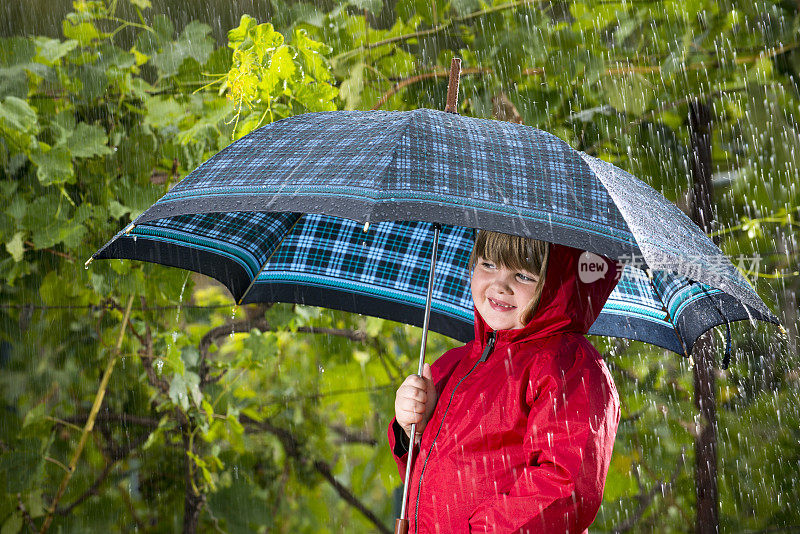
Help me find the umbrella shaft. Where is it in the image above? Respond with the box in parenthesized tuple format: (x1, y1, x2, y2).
(399, 223, 441, 524)
(417, 224, 440, 375)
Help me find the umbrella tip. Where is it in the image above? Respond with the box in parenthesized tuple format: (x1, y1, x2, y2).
(84, 257, 94, 269)
(444, 58, 462, 114)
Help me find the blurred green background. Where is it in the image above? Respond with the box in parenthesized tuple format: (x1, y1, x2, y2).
(1, 0, 798, 532)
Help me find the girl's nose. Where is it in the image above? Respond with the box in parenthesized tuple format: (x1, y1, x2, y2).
(492, 273, 514, 293)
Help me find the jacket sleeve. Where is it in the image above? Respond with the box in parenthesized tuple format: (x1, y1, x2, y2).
(468, 343, 620, 533)
(387, 345, 467, 480)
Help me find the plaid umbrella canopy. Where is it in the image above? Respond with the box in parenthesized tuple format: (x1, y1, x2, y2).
(91, 107, 778, 358)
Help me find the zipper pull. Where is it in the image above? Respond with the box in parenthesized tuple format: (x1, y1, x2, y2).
(479, 332, 496, 363)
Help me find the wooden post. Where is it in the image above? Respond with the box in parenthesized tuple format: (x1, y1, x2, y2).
(443, 58, 462, 114)
(688, 99, 719, 534)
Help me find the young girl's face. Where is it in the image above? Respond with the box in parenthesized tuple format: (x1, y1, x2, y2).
(470, 256, 540, 331)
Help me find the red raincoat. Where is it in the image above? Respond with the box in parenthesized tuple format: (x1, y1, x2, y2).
(388, 243, 621, 533)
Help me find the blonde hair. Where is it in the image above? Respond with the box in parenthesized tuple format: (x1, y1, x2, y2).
(469, 230, 550, 324)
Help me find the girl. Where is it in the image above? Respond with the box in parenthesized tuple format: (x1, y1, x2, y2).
(390, 231, 620, 533)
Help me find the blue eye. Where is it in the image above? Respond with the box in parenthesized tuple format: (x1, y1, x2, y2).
(517, 273, 536, 282)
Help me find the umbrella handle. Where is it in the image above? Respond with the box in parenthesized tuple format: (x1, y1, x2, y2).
(396, 224, 441, 533)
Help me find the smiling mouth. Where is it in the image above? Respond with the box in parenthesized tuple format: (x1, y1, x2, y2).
(488, 297, 515, 310)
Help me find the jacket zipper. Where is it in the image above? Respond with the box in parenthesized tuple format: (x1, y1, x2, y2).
(413, 331, 497, 533)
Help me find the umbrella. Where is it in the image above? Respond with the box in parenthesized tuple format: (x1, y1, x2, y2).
(88, 60, 778, 532)
(89, 113, 778, 358)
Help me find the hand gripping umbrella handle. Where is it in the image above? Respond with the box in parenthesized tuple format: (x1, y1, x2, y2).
(396, 224, 441, 534)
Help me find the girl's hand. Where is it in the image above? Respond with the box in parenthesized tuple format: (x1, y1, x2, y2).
(394, 363, 437, 443)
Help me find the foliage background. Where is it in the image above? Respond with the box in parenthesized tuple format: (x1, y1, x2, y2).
(0, 0, 798, 532)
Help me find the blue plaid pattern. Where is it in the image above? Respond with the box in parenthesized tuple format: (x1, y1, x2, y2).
(141, 211, 301, 277)
(93, 109, 778, 356)
(140, 109, 636, 250)
(106, 209, 768, 355)
(605, 266, 668, 322)
(258, 216, 473, 318)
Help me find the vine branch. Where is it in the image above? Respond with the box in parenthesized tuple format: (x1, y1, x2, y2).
(611, 448, 686, 533)
(40, 294, 135, 534)
(372, 43, 796, 111)
(246, 417, 391, 534)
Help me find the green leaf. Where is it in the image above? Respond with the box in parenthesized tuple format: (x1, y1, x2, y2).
(207, 477, 271, 531)
(22, 403, 45, 429)
(169, 373, 190, 411)
(180, 21, 215, 65)
(144, 95, 185, 129)
(57, 220, 87, 249)
(62, 20, 100, 46)
(270, 45, 295, 81)
(450, 0, 478, 17)
(0, 36, 35, 66)
(130, 45, 149, 67)
(293, 82, 338, 112)
(20, 195, 60, 235)
(129, 0, 152, 8)
(29, 144, 74, 186)
(22, 491, 43, 519)
(201, 400, 215, 423)
(152, 14, 174, 42)
(71, 1, 108, 16)
(1, 512, 23, 534)
(94, 43, 136, 71)
(30, 221, 61, 250)
(0, 66, 29, 99)
(33, 37, 79, 65)
(89, 272, 111, 295)
(75, 65, 108, 100)
(252, 23, 283, 63)
(0, 96, 38, 136)
(182, 346, 200, 368)
(0, 441, 44, 493)
(186, 371, 202, 407)
(6, 196, 26, 222)
(0, 96, 39, 152)
(339, 61, 364, 111)
(38, 269, 92, 306)
(5, 232, 25, 262)
(67, 122, 112, 158)
(602, 73, 655, 117)
(226, 413, 244, 435)
(228, 15, 257, 48)
(108, 200, 132, 219)
(202, 45, 232, 74)
(151, 20, 214, 76)
(294, 29, 331, 82)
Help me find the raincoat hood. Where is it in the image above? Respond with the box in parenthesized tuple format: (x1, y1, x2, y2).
(474, 242, 620, 347)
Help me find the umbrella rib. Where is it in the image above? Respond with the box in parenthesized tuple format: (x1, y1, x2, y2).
(237, 216, 303, 305)
(645, 269, 690, 358)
